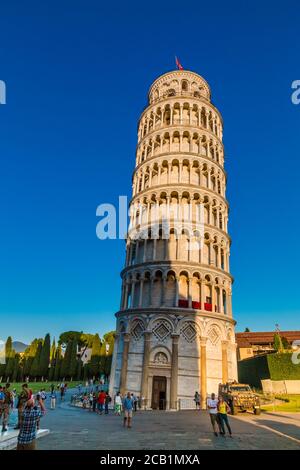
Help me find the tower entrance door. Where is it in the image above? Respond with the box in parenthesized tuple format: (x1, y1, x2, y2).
(151, 376, 167, 410)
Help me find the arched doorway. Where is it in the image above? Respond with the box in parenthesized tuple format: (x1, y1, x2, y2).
(151, 376, 167, 410)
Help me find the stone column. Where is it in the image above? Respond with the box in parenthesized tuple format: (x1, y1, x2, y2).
(188, 277, 192, 308)
(200, 337, 207, 409)
(131, 280, 136, 308)
(201, 281, 206, 309)
(124, 282, 129, 309)
(120, 333, 130, 395)
(227, 290, 232, 316)
(108, 333, 119, 397)
(222, 340, 229, 383)
(140, 331, 151, 406)
(170, 334, 180, 410)
(138, 279, 144, 307)
(175, 276, 179, 307)
(211, 283, 216, 312)
(161, 276, 167, 306)
(149, 277, 154, 307)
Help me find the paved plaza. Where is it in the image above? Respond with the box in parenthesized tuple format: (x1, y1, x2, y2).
(36, 392, 300, 450)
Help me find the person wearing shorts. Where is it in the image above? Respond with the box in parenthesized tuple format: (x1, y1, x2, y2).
(123, 392, 133, 428)
(207, 393, 222, 437)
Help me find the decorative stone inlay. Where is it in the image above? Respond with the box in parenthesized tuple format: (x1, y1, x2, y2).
(208, 327, 220, 345)
(152, 321, 172, 342)
(180, 322, 197, 343)
(131, 321, 144, 341)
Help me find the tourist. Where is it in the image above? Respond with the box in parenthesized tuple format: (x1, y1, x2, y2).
(17, 397, 46, 450)
(0, 385, 5, 431)
(50, 390, 57, 410)
(207, 393, 222, 437)
(114, 392, 122, 416)
(123, 392, 134, 429)
(60, 383, 65, 401)
(131, 393, 138, 412)
(137, 396, 142, 410)
(15, 383, 32, 430)
(40, 389, 47, 401)
(217, 396, 232, 437)
(194, 391, 200, 410)
(88, 392, 93, 411)
(97, 389, 106, 414)
(0, 383, 13, 432)
(91, 392, 97, 412)
(105, 392, 111, 414)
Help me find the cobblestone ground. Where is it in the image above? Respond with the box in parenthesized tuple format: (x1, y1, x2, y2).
(37, 392, 300, 450)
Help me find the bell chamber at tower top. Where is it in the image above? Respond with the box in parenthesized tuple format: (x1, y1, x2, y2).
(148, 70, 211, 104)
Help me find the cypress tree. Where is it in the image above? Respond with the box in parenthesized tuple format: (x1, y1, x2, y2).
(50, 338, 56, 360)
(69, 340, 78, 379)
(5, 336, 12, 361)
(273, 333, 284, 352)
(60, 340, 73, 379)
(48, 339, 57, 381)
(39, 333, 51, 379)
(12, 354, 20, 382)
(30, 341, 42, 379)
(89, 334, 101, 378)
(23, 339, 40, 377)
(4, 337, 15, 380)
(102, 331, 115, 378)
(76, 359, 83, 380)
(83, 363, 89, 381)
(53, 345, 62, 380)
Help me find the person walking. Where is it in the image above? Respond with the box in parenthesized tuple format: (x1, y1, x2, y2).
(131, 393, 138, 412)
(218, 396, 232, 437)
(15, 383, 32, 430)
(194, 391, 200, 410)
(60, 384, 65, 401)
(105, 392, 111, 415)
(17, 397, 46, 450)
(88, 392, 93, 412)
(207, 393, 222, 437)
(114, 392, 122, 416)
(97, 390, 106, 415)
(123, 392, 133, 429)
(50, 390, 57, 410)
(92, 392, 97, 412)
(0, 383, 13, 432)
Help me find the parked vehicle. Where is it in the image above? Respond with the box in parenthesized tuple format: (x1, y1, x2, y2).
(218, 381, 261, 415)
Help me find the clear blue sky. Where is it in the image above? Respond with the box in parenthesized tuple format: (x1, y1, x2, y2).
(0, 0, 299, 343)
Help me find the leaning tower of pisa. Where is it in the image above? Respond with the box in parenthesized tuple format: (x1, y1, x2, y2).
(109, 69, 238, 409)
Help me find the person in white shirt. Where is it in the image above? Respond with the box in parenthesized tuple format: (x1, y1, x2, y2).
(114, 392, 122, 415)
(207, 393, 222, 436)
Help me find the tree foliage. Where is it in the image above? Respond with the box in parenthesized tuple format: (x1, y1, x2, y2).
(39, 333, 51, 378)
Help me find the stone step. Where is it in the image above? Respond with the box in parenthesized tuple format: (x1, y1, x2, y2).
(0, 428, 49, 450)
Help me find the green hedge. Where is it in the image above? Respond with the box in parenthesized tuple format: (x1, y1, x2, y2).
(238, 352, 300, 388)
(267, 353, 300, 380)
(238, 354, 270, 388)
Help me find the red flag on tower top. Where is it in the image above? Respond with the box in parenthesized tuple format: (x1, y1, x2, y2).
(175, 56, 184, 70)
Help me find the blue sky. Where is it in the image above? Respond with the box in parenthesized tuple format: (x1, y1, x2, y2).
(0, 0, 299, 343)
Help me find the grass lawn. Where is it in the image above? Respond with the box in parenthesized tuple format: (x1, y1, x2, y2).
(1, 381, 83, 394)
(261, 395, 300, 413)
